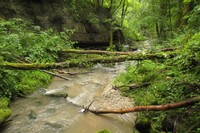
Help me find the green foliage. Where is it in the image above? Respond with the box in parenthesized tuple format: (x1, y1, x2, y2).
(187, 5, 200, 31)
(114, 58, 200, 132)
(96, 129, 112, 133)
(0, 18, 74, 63)
(122, 0, 145, 41)
(87, 13, 100, 25)
(0, 109, 12, 124)
(112, 1, 200, 132)
(0, 18, 71, 103)
(15, 70, 51, 95)
(184, 0, 193, 3)
(0, 98, 12, 124)
(114, 61, 165, 89)
(174, 32, 200, 73)
(0, 70, 19, 98)
(0, 70, 51, 98)
(0, 98, 10, 109)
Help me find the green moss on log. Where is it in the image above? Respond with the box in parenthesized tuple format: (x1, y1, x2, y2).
(1, 52, 175, 70)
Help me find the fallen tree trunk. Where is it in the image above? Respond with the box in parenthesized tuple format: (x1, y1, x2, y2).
(11, 54, 71, 81)
(86, 96, 200, 114)
(1, 52, 175, 70)
(62, 49, 138, 55)
(62, 49, 177, 55)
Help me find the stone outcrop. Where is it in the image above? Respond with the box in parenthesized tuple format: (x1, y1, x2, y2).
(0, 0, 114, 46)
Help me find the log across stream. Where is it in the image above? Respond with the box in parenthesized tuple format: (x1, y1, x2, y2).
(1, 62, 136, 133)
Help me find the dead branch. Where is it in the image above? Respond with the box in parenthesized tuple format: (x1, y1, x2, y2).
(86, 96, 200, 114)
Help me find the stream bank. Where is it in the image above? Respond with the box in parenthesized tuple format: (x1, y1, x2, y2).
(1, 62, 136, 133)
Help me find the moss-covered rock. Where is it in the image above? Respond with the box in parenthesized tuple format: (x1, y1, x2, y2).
(96, 129, 112, 133)
(0, 109, 12, 124)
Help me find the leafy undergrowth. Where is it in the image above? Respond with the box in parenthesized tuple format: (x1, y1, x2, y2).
(0, 70, 52, 124)
(96, 129, 112, 133)
(0, 18, 74, 124)
(0, 98, 12, 124)
(114, 31, 200, 133)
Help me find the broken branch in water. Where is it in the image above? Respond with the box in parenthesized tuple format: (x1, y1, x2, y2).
(42, 70, 71, 81)
(85, 96, 200, 114)
(57, 70, 92, 75)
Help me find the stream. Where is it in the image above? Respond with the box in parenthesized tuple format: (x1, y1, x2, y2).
(1, 62, 136, 133)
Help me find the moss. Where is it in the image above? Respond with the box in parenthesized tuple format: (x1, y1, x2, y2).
(114, 59, 200, 132)
(96, 129, 112, 133)
(0, 109, 12, 124)
(0, 98, 12, 124)
(15, 70, 52, 95)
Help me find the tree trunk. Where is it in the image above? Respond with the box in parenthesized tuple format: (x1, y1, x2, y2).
(62, 49, 177, 55)
(87, 96, 200, 114)
(62, 49, 138, 55)
(175, 0, 183, 28)
(120, 0, 128, 27)
(109, 22, 114, 49)
(180, 1, 195, 28)
(168, 0, 173, 38)
(159, 0, 168, 39)
(1, 52, 175, 70)
(95, 0, 100, 10)
(13, 55, 71, 81)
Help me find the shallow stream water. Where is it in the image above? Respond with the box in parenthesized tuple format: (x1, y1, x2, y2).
(1, 62, 136, 133)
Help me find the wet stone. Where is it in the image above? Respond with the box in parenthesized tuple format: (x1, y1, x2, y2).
(28, 110, 37, 120)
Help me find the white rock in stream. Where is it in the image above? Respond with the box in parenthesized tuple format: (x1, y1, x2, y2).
(42, 88, 68, 98)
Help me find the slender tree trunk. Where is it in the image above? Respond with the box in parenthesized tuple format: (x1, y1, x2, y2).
(95, 0, 100, 10)
(159, 0, 168, 39)
(168, 0, 173, 38)
(120, 0, 128, 27)
(180, 1, 195, 28)
(156, 22, 160, 38)
(109, 0, 114, 11)
(101, 0, 104, 6)
(175, 0, 183, 28)
(109, 22, 113, 49)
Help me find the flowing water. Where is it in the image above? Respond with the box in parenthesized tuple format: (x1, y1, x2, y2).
(1, 62, 136, 133)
